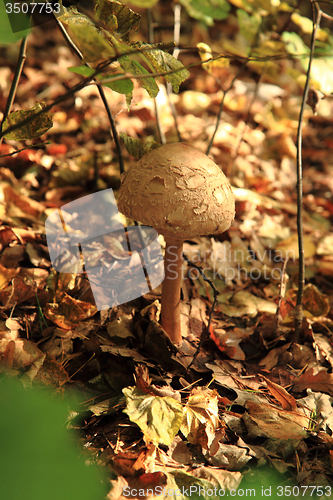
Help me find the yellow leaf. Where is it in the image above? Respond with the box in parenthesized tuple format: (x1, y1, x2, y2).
(197, 42, 229, 74)
(275, 234, 316, 260)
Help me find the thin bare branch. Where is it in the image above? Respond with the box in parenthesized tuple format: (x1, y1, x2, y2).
(294, 1, 322, 337)
(0, 141, 50, 158)
(206, 61, 247, 156)
(0, 43, 317, 143)
(227, 65, 267, 177)
(147, 8, 166, 145)
(166, 3, 182, 142)
(0, 36, 28, 147)
(54, 14, 125, 175)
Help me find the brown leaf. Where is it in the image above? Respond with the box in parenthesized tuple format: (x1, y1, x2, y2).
(0, 276, 36, 309)
(0, 338, 45, 371)
(0, 226, 18, 251)
(302, 283, 330, 318)
(293, 368, 333, 396)
(243, 401, 308, 440)
(259, 343, 292, 370)
(208, 442, 251, 470)
(0, 339, 15, 370)
(44, 293, 97, 329)
(0, 263, 20, 291)
(261, 375, 297, 411)
(134, 365, 181, 400)
(1, 184, 45, 220)
(134, 365, 152, 394)
(209, 326, 247, 360)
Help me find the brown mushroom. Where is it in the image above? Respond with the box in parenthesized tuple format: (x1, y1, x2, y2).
(117, 143, 235, 345)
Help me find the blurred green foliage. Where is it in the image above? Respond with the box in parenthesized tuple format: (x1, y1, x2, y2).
(0, 376, 108, 500)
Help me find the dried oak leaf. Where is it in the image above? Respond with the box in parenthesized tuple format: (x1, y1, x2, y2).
(293, 368, 333, 396)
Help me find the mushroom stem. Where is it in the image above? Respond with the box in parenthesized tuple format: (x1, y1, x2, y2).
(161, 237, 183, 345)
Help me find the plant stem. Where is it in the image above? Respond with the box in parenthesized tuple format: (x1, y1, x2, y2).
(146, 8, 166, 145)
(54, 15, 125, 174)
(294, 2, 321, 337)
(0, 36, 28, 147)
(206, 61, 247, 156)
(166, 3, 182, 142)
(161, 238, 183, 345)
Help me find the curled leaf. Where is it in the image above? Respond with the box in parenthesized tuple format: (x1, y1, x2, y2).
(58, 6, 116, 63)
(123, 386, 183, 446)
(138, 42, 190, 93)
(94, 0, 141, 39)
(2, 102, 53, 140)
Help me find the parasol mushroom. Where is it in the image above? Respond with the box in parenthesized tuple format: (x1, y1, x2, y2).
(117, 143, 235, 345)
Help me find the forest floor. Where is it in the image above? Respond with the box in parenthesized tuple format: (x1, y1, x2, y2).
(0, 5, 333, 499)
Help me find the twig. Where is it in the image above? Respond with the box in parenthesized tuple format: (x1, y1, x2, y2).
(273, 258, 289, 335)
(294, 1, 322, 337)
(147, 8, 166, 145)
(0, 47, 203, 142)
(206, 13, 274, 158)
(166, 3, 182, 142)
(0, 36, 28, 147)
(54, 14, 125, 174)
(0, 141, 50, 158)
(206, 61, 247, 155)
(95, 85, 125, 173)
(0, 47, 314, 143)
(0, 65, 107, 141)
(227, 65, 267, 177)
(182, 255, 219, 370)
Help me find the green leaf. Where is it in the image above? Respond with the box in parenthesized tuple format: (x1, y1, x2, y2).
(68, 66, 134, 94)
(138, 43, 190, 93)
(120, 133, 161, 159)
(122, 0, 159, 7)
(2, 102, 53, 140)
(119, 56, 159, 97)
(68, 66, 95, 77)
(123, 386, 183, 445)
(58, 6, 115, 63)
(0, 2, 31, 44)
(282, 31, 309, 71)
(103, 76, 134, 94)
(94, 0, 141, 39)
(237, 9, 261, 44)
(70, 24, 116, 63)
(0, 377, 107, 500)
(179, 0, 230, 26)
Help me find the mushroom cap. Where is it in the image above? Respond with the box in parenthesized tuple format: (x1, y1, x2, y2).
(117, 143, 235, 241)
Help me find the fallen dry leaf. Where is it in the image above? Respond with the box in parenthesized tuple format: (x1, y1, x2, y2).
(243, 401, 308, 440)
(261, 375, 297, 411)
(293, 368, 333, 396)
